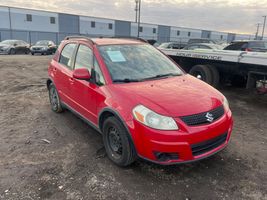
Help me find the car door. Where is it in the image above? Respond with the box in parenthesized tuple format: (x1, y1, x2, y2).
(70, 44, 105, 124)
(54, 42, 77, 107)
(17, 41, 26, 53)
(13, 41, 21, 53)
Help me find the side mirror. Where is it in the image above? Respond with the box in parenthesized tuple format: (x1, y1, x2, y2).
(73, 68, 91, 80)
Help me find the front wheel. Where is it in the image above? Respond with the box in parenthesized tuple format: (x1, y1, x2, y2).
(48, 83, 63, 113)
(9, 48, 16, 55)
(103, 117, 136, 167)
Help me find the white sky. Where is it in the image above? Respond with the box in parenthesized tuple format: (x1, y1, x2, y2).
(0, 0, 267, 35)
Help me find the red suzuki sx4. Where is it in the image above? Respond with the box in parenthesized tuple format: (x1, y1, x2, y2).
(47, 36, 233, 166)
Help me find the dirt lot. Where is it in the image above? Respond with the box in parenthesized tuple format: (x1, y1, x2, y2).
(0, 55, 266, 200)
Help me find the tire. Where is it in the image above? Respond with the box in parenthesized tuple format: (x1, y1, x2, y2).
(48, 83, 63, 113)
(103, 117, 136, 167)
(9, 48, 16, 55)
(207, 65, 220, 88)
(25, 49, 30, 54)
(31, 52, 34, 55)
(189, 65, 213, 85)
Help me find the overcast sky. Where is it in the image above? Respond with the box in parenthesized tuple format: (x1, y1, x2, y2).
(0, 0, 267, 35)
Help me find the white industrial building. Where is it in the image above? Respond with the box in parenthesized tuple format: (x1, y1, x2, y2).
(0, 5, 261, 44)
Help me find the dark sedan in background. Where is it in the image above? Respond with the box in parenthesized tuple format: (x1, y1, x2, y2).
(224, 40, 267, 52)
(30, 40, 57, 55)
(0, 40, 30, 54)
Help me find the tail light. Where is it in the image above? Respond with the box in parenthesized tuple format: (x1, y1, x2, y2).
(245, 48, 252, 52)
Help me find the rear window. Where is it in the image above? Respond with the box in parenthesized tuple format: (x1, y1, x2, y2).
(224, 42, 246, 50)
(248, 41, 267, 49)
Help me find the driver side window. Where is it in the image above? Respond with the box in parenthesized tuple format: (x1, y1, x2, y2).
(74, 45, 93, 70)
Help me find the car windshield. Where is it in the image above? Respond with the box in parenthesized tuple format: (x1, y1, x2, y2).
(0, 40, 16, 45)
(158, 43, 171, 48)
(98, 44, 183, 82)
(207, 44, 223, 49)
(36, 41, 49, 46)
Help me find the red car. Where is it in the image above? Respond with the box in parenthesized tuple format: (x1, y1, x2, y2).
(47, 36, 233, 166)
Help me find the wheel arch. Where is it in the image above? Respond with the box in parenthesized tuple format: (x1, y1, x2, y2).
(98, 108, 136, 151)
(46, 78, 55, 89)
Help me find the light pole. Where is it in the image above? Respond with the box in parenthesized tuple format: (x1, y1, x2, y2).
(135, 0, 138, 23)
(262, 16, 266, 40)
(255, 23, 261, 40)
(137, 0, 141, 38)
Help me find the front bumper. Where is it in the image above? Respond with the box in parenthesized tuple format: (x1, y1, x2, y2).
(126, 109, 233, 165)
(31, 48, 51, 54)
(0, 49, 9, 54)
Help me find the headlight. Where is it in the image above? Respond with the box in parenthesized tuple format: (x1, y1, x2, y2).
(2, 46, 9, 50)
(223, 96, 229, 111)
(133, 105, 178, 130)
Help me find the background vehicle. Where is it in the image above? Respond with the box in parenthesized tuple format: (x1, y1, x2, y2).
(30, 40, 57, 55)
(47, 36, 233, 166)
(224, 40, 267, 52)
(183, 43, 223, 50)
(162, 48, 267, 91)
(158, 42, 187, 50)
(0, 40, 30, 54)
(187, 38, 216, 44)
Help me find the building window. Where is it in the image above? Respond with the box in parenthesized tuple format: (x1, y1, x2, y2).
(139, 26, 143, 32)
(153, 28, 156, 34)
(108, 23, 113, 30)
(220, 35, 223, 40)
(26, 14, 32, 22)
(50, 17, 55, 24)
(207, 33, 210, 38)
(177, 30, 180, 36)
(188, 32, 191, 37)
(91, 21, 95, 28)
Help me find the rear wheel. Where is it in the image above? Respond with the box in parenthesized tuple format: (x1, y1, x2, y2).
(189, 65, 213, 85)
(48, 83, 63, 113)
(103, 117, 136, 167)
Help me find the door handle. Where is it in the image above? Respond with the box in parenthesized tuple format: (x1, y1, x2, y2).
(69, 77, 74, 84)
(53, 67, 57, 72)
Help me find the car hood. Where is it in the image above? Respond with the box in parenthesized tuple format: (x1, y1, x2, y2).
(109, 74, 224, 117)
(32, 45, 48, 48)
(0, 44, 12, 48)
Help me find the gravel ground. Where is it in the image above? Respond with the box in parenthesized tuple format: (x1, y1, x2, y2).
(0, 55, 266, 200)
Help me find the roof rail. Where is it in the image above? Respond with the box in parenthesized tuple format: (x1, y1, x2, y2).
(109, 36, 148, 43)
(64, 35, 95, 45)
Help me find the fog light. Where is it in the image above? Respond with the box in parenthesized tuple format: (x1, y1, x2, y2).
(154, 152, 179, 162)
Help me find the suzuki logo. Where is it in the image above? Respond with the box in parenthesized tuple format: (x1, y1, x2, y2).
(205, 112, 214, 122)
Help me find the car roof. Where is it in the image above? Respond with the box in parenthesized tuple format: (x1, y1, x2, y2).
(92, 38, 144, 45)
(187, 43, 217, 46)
(64, 37, 145, 46)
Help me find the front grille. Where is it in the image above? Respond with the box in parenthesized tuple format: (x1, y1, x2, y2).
(191, 132, 227, 156)
(33, 48, 41, 50)
(180, 105, 224, 126)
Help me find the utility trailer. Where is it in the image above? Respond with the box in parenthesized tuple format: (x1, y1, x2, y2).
(162, 49, 267, 93)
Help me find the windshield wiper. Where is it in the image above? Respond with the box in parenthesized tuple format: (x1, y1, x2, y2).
(113, 78, 140, 83)
(142, 73, 181, 81)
